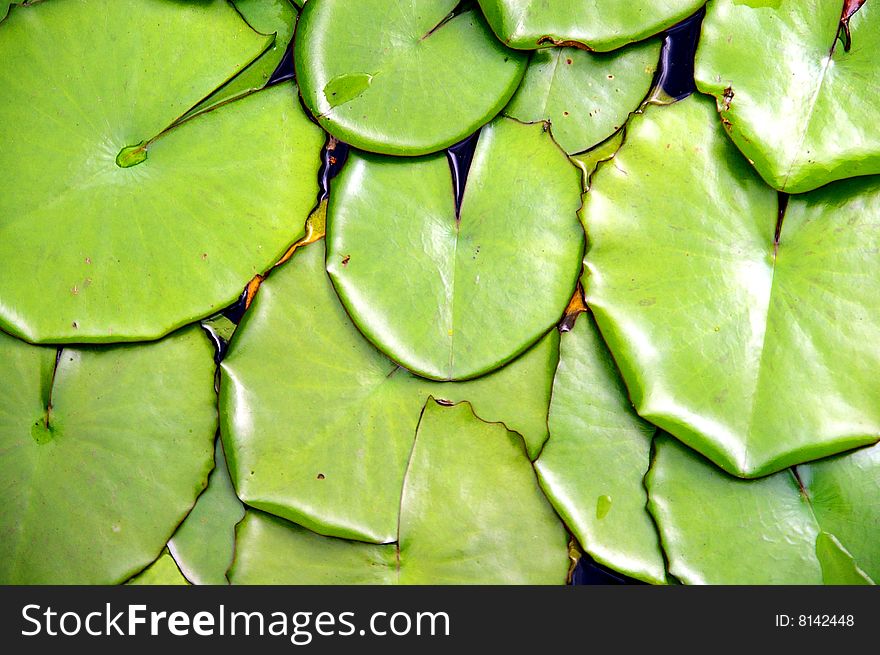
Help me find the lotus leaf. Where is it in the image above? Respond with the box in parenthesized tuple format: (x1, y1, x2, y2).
(220, 240, 559, 544)
(167, 439, 245, 585)
(0, 326, 216, 584)
(294, 0, 527, 155)
(584, 94, 880, 478)
(535, 310, 666, 584)
(504, 40, 660, 154)
(695, 0, 880, 193)
(327, 117, 583, 381)
(229, 400, 569, 584)
(477, 0, 706, 51)
(0, 0, 323, 343)
(647, 435, 879, 584)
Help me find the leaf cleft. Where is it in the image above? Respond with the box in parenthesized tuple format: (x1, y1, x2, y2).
(839, 0, 868, 51)
(420, 0, 475, 40)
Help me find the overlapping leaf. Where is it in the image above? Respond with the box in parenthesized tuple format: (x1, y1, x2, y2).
(695, 0, 880, 193)
(504, 40, 660, 154)
(127, 550, 190, 586)
(220, 240, 559, 544)
(647, 435, 879, 584)
(0, 0, 323, 343)
(167, 439, 245, 585)
(183, 0, 299, 118)
(0, 326, 216, 584)
(230, 400, 569, 584)
(327, 117, 583, 381)
(585, 94, 880, 477)
(294, 0, 527, 155)
(535, 311, 667, 584)
(477, 0, 706, 51)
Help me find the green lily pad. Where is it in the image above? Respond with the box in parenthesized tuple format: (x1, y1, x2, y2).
(535, 310, 667, 584)
(504, 40, 660, 154)
(584, 94, 880, 478)
(647, 435, 878, 584)
(0, 326, 216, 584)
(695, 0, 880, 193)
(230, 400, 569, 584)
(220, 240, 559, 544)
(0, 0, 323, 343)
(477, 0, 706, 51)
(127, 549, 190, 586)
(327, 117, 583, 381)
(182, 0, 299, 119)
(294, 0, 527, 155)
(167, 439, 245, 585)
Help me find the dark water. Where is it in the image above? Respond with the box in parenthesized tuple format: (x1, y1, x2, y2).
(447, 131, 481, 216)
(654, 8, 705, 101)
(318, 136, 350, 203)
(571, 555, 645, 586)
(268, 42, 295, 86)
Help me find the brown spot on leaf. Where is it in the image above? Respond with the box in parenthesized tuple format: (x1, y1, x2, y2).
(722, 86, 735, 111)
(317, 473, 325, 480)
(341, 255, 350, 266)
(537, 36, 596, 51)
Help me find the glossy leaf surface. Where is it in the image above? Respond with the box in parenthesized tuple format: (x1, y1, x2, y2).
(327, 118, 583, 381)
(0, 0, 323, 343)
(585, 95, 880, 477)
(695, 0, 880, 193)
(294, 0, 527, 155)
(230, 400, 569, 584)
(477, 0, 706, 51)
(647, 435, 878, 584)
(0, 327, 216, 584)
(221, 241, 559, 544)
(504, 40, 660, 154)
(535, 312, 666, 584)
(168, 439, 245, 585)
